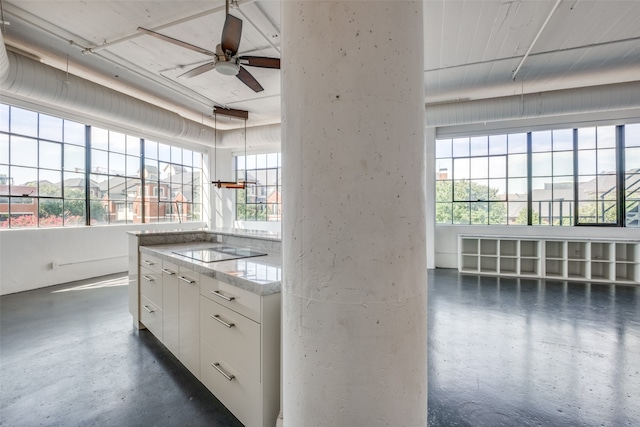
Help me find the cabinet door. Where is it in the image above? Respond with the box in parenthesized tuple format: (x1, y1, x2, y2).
(162, 262, 180, 355)
(179, 267, 200, 378)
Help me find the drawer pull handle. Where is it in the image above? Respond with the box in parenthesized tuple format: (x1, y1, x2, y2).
(161, 268, 176, 275)
(211, 290, 235, 302)
(212, 363, 235, 381)
(212, 314, 235, 328)
(143, 305, 155, 313)
(143, 260, 155, 266)
(178, 276, 196, 284)
(142, 275, 155, 282)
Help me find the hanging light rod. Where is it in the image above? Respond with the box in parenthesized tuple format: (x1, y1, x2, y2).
(213, 106, 249, 120)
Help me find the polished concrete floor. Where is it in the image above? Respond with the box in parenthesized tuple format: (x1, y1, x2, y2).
(1, 270, 639, 426)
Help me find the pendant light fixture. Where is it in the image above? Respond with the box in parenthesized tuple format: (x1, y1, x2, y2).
(212, 106, 255, 189)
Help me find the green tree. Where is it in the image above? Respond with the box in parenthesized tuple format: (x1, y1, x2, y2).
(436, 180, 507, 224)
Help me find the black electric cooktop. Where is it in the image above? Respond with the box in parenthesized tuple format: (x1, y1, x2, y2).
(172, 246, 267, 263)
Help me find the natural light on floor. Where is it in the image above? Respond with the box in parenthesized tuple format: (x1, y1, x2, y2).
(51, 276, 128, 293)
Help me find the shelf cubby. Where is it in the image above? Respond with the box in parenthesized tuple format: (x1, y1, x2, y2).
(615, 243, 639, 263)
(568, 241, 588, 260)
(519, 258, 540, 276)
(499, 257, 518, 274)
(615, 263, 637, 283)
(480, 239, 498, 256)
(480, 256, 498, 273)
(545, 259, 566, 278)
(461, 238, 479, 255)
(567, 260, 588, 279)
(590, 261, 612, 282)
(590, 242, 612, 261)
(461, 255, 478, 272)
(545, 241, 566, 259)
(520, 240, 539, 258)
(500, 240, 518, 257)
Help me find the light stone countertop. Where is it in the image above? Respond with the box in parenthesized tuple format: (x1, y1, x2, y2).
(140, 241, 282, 296)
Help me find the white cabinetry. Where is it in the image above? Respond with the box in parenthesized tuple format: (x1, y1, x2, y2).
(459, 235, 640, 284)
(199, 275, 281, 427)
(178, 266, 200, 379)
(162, 262, 180, 355)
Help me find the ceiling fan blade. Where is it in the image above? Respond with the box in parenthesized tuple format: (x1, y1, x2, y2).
(221, 14, 243, 55)
(137, 27, 215, 56)
(239, 56, 281, 69)
(237, 66, 264, 92)
(178, 62, 216, 79)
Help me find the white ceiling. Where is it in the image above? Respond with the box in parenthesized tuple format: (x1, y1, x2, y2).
(2, 0, 640, 130)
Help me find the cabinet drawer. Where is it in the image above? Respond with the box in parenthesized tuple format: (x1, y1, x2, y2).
(140, 296, 163, 340)
(140, 268, 162, 308)
(200, 297, 260, 382)
(139, 253, 162, 274)
(200, 340, 261, 427)
(200, 275, 261, 322)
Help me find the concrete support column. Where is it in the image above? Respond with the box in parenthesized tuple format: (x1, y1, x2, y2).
(281, 2, 427, 426)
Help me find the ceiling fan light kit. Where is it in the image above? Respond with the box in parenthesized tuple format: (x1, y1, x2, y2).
(215, 60, 240, 76)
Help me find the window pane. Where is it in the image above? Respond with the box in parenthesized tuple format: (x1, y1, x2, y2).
(578, 127, 596, 150)
(91, 149, 108, 174)
(598, 148, 616, 173)
(266, 152, 278, 168)
(126, 155, 140, 177)
(110, 132, 126, 153)
(489, 202, 507, 224)
(10, 166, 37, 195)
(65, 145, 86, 172)
(64, 172, 86, 198)
(453, 180, 470, 201)
(246, 154, 256, 169)
(39, 114, 63, 141)
(91, 127, 109, 150)
(508, 153, 527, 177)
(10, 197, 37, 228)
(452, 202, 470, 224)
(183, 149, 194, 166)
(39, 169, 62, 196)
(508, 178, 528, 196)
(453, 158, 469, 180)
(63, 198, 86, 226)
(553, 129, 573, 151)
(171, 146, 182, 164)
(126, 135, 140, 156)
(470, 136, 488, 156)
(109, 152, 126, 175)
(145, 140, 158, 159)
(531, 131, 552, 152)
(470, 202, 488, 224)
(39, 199, 64, 227)
(508, 133, 527, 153)
(11, 136, 38, 167)
(256, 154, 267, 169)
(597, 126, 616, 148)
(158, 143, 170, 162)
(532, 152, 552, 176)
(469, 157, 488, 179)
(436, 158, 451, 179)
(626, 124, 640, 147)
(452, 138, 469, 157)
(10, 107, 38, 137)
(489, 135, 507, 155)
(64, 121, 85, 145)
(488, 179, 506, 200)
(627, 147, 640, 170)
(436, 202, 452, 223)
(0, 164, 8, 193)
(488, 156, 506, 178)
(0, 104, 8, 132)
(40, 141, 62, 170)
(0, 134, 8, 164)
(553, 151, 573, 176)
(578, 150, 596, 175)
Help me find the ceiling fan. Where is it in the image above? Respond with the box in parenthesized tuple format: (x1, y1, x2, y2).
(137, 0, 280, 92)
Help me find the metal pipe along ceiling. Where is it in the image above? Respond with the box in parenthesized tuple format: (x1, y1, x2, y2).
(0, 31, 277, 149)
(425, 81, 640, 128)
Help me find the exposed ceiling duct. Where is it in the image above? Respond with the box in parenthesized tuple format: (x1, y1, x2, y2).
(0, 31, 279, 149)
(425, 81, 640, 128)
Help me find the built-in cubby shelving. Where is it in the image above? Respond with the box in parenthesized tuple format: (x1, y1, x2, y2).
(458, 235, 640, 285)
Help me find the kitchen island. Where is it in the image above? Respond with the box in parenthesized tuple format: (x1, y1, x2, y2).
(127, 229, 281, 427)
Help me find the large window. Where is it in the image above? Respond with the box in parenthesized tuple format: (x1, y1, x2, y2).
(436, 123, 639, 227)
(0, 103, 204, 228)
(235, 153, 281, 221)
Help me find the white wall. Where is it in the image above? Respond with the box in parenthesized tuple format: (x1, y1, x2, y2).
(0, 222, 206, 295)
(435, 225, 640, 269)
